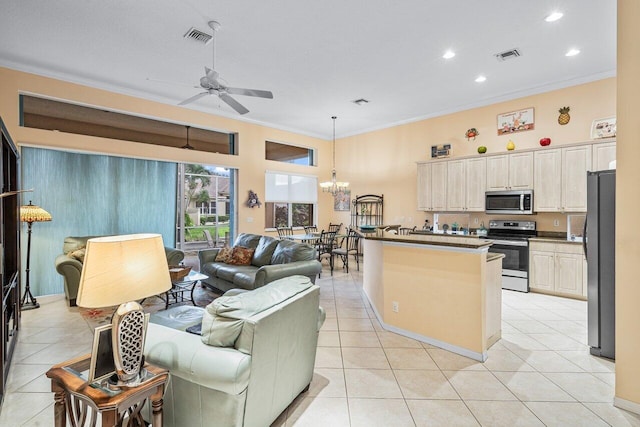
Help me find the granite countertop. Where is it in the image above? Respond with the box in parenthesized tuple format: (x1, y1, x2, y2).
(529, 236, 583, 245)
(487, 253, 505, 262)
(364, 232, 493, 249)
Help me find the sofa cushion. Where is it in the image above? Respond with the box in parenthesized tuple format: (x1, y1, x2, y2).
(201, 275, 313, 348)
(63, 236, 101, 254)
(214, 265, 258, 283)
(68, 247, 86, 262)
(227, 246, 255, 266)
(233, 233, 261, 250)
(251, 236, 279, 267)
(271, 239, 315, 264)
(215, 247, 233, 263)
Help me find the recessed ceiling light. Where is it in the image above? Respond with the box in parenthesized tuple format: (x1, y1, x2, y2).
(545, 12, 563, 22)
(565, 48, 580, 57)
(475, 75, 487, 83)
(443, 50, 455, 59)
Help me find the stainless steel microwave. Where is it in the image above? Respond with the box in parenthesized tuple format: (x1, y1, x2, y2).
(485, 190, 534, 215)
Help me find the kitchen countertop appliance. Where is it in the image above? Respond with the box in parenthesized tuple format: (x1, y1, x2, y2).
(482, 220, 536, 292)
(585, 170, 615, 360)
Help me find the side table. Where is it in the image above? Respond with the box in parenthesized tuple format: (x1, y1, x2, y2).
(164, 270, 208, 309)
(46, 354, 168, 427)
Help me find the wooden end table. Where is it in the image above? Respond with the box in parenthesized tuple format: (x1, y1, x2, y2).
(46, 354, 168, 427)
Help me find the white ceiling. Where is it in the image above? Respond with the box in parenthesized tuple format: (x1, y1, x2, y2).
(0, 0, 616, 140)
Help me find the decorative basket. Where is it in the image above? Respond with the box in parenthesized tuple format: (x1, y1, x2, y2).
(168, 265, 191, 281)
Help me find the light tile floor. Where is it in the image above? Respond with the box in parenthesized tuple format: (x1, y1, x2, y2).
(2, 265, 640, 426)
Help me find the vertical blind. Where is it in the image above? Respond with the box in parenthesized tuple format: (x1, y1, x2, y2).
(21, 147, 177, 297)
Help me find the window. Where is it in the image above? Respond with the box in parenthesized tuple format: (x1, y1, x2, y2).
(265, 172, 317, 228)
(265, 141, 315, 166)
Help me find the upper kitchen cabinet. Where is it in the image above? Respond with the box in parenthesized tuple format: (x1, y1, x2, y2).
(486, 152, 533, 191)
(446, 158, 486, 211)
(591, 141, 616, 171)
(416, 161, 447, 211)
(534, 145, 591, 212)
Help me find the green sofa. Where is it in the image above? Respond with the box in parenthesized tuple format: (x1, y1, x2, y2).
(198, 233, 321, 293)
(54, 235, 184, 306)
(144, 275, 325, 427)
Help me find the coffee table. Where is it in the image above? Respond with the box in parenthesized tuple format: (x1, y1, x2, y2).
(163, 270, 208, 309)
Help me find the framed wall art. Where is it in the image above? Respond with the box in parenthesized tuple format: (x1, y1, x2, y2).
(431, 144, 451, 158)
(334, 189, 351, 211)
(591, 117, 616, 139)
(497, 107, 535, 135)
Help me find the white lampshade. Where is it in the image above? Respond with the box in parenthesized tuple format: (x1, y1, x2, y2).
(77, 234, 172, 308)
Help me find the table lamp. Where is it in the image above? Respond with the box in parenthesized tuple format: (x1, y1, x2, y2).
(20, 201, 52, 310)
(76, 234, 171, 386)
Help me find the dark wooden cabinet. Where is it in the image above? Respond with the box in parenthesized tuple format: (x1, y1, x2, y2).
(0, 116, 20, 405)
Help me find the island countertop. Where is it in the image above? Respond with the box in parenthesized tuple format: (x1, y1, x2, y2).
(363, 232, 493, 250)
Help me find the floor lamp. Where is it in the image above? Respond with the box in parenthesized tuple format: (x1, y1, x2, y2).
(20, 201, 52, 310)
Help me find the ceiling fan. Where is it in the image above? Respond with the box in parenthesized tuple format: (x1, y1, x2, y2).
(179, 20, 273, 115)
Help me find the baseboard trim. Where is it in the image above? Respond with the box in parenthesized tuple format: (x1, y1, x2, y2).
(614, 396, 640, 416)
(364, 293, 487, 362)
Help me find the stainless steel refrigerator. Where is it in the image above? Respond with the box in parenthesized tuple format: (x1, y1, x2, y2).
(585, 170, 615, 360)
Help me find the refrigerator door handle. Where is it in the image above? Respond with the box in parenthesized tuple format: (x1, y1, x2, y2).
(583, 216, 588, 259)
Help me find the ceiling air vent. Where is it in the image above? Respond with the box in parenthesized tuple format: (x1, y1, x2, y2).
(495, 48, 522, 61)
(183, 27, 213, 44)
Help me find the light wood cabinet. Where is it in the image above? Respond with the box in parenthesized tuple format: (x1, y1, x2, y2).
(466, 157, 486, 211)
(534, 145, 591, 212)
(431, 161, 448, 211)
(416, 161, 447, 211)
(447, 159, 466, 211)
(592, 141, 616, 171)
(445, 157, 486, 212)
(486, 152, 533, 191)
(417, 163, 431, 210)
(529, 241, 585, 299)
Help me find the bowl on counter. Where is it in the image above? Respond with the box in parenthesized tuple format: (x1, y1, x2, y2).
(360, 225, 376, 233)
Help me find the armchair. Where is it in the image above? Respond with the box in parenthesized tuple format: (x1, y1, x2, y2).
(54, 235, 184, 306)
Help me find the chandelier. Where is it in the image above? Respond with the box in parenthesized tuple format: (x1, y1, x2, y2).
(320, 116, 349, 195)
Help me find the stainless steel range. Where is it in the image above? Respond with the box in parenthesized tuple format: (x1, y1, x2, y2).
(483, 220, 536, 292)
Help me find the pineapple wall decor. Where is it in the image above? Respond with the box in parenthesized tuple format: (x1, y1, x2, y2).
(558, 107, 571, 125)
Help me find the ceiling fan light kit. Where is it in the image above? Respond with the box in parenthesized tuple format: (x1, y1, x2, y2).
(320, 116, 349, 195)
(178, 20, 273, 115)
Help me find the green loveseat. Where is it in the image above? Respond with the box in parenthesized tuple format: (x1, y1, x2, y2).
(144, 275, 325, 427)
(54, 235, 184, 306)
(198, 233, 321, 293)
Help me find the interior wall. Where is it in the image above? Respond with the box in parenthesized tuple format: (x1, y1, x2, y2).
(0, 66, 334, 236)
(615, 0, 640, 411)
(333, 78, 616, 232)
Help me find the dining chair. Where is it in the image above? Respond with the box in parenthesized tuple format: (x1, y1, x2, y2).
(276, 226, 293, 239)
(316, 229, 336, 276)
(303, 225, 318, 234)
(328, 223, 342, 233)
(398, 226, 417, 235)
(331, 229, 361, 273)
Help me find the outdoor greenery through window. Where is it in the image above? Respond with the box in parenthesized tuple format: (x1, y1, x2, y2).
(179, 164, 234, 249)
(265, 140, 315, 166)
(265, 172, 317, 228)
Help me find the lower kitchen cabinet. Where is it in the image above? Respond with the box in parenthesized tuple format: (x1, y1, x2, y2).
(529, 240, 586, 299)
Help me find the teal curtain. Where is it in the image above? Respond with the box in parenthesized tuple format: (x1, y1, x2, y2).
(21, 147, 177, 297)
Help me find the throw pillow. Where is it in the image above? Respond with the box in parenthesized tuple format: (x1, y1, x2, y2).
(227, 246, 255, 266)
(215, 247, 233, 263)
(68, 248, 86, 263)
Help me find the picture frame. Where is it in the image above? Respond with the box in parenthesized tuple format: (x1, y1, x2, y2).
(88, 313, 150, 384)
(431, 144, 452, 159)
(497, 107, 535, 135)
(88, 324, 116, 383)
(591, 117, 616, 139)
(334, 189, 351, 211)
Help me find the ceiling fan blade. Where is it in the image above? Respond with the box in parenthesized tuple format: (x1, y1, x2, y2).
(219, 93, 249, 115)
(226, 87, 274, 99)
(178, 91, 210, 106)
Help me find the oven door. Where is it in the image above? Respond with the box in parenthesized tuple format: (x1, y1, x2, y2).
(487, 240, 529, 292)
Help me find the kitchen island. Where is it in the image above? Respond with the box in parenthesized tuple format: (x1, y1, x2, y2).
(363, 232, 503, 361)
